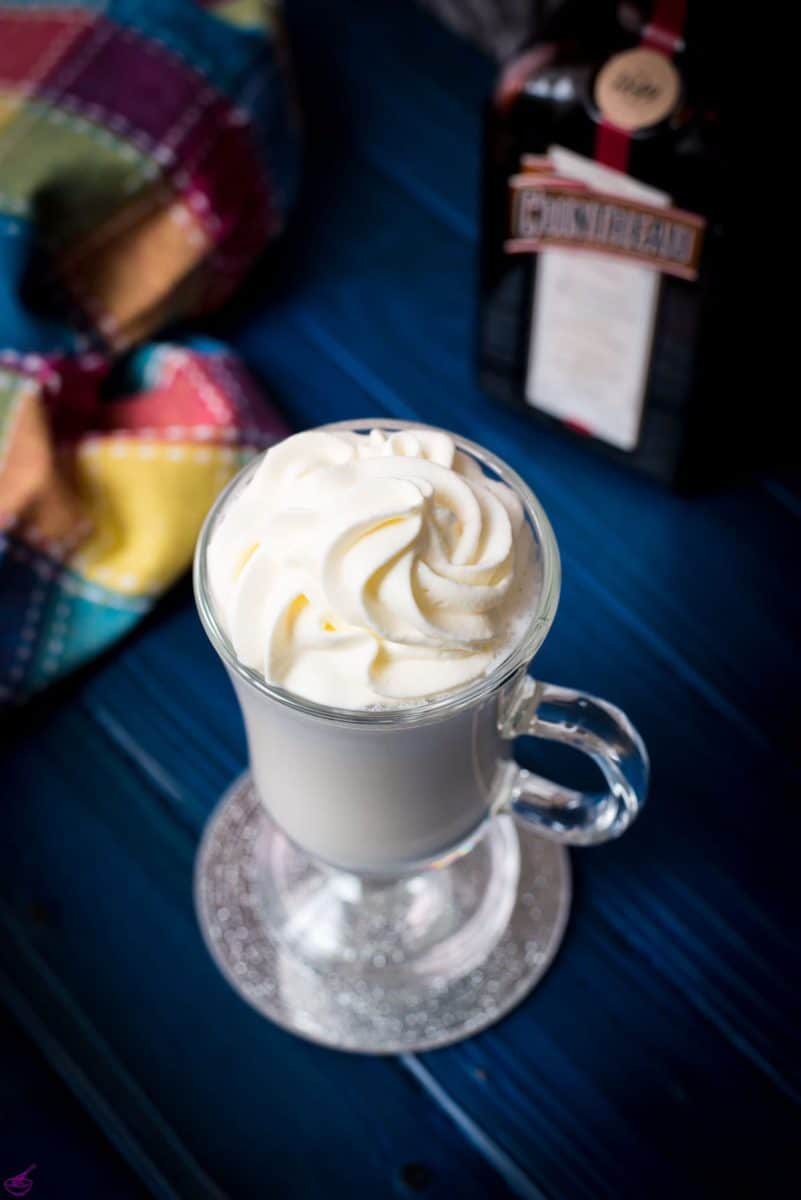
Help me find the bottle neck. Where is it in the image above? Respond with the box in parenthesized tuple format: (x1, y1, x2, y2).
(593, 1, 688, 172)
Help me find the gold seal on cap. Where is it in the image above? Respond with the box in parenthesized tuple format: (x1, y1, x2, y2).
(595, 48, 681, 132)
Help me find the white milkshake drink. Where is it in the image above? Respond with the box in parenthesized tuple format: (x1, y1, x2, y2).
(204, 425, 543, 871)
(194, 419, 648, 1053)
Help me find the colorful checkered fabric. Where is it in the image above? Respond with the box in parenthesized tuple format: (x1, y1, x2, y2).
(0, 1, 297, 707)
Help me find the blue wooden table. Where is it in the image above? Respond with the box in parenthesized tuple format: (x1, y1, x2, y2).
(2, 2, 798, 1197)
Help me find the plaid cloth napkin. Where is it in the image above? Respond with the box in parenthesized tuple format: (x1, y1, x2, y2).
(0, 0, 297, 708)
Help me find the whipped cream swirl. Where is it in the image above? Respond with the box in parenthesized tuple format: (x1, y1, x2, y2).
(207, 427, 537, 708)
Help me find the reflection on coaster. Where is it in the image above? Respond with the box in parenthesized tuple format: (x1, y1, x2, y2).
(195, 774, 571, 1054)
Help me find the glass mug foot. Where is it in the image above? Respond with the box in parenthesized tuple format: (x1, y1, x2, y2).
(195, 774, 571, 1054)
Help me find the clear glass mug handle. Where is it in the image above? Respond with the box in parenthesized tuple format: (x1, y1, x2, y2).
(497, 674, 649, 844)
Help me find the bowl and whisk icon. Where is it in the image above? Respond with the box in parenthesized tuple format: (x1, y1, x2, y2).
(3, 1165, 36, 1198)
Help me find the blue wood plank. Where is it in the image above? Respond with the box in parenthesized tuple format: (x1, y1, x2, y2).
(0, 1004, 144, 1200)
(408, 913, 797, 1199)
(284, 0, 491, 239)
(11, 588, 798, 1199)
(1, 703, 515, 1200)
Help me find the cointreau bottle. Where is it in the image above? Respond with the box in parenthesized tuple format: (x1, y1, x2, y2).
(478, 1, 724, 485)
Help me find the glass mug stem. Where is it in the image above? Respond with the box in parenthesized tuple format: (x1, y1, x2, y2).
(498, 673, 649, 844)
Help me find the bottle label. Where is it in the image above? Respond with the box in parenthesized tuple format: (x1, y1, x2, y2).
(595, 47, 681, 132)
(506, 175, 704, 281)
(522, 147, 675, 452)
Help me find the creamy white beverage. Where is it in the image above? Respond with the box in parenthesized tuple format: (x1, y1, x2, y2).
(196, 423, 647, 1056)
(208, 427, 537, 707)
(204, 426, 541, 871)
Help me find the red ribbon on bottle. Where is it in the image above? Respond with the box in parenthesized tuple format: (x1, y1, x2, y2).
(594, 0, 687, 172)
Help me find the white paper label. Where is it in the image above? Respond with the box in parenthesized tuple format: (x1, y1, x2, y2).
(525, 147, 670, 452)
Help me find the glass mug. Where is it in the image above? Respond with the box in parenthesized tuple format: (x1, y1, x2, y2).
(194, 419, 648, 1053)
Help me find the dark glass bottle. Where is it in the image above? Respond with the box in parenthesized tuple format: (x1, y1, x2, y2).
(477, 1, 725, 486)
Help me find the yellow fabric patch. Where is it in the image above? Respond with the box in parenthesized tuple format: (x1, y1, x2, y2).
(0, 92, 22, 136)
(210, 0, 276, 31)
(68, 438, 248, 596)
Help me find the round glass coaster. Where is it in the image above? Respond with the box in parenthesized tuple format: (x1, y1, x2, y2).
(195, 774, 571, 1054)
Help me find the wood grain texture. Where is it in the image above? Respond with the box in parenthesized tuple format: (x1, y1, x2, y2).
(2, 0, 798, 1197)
(0, 1002, 143, 1200)
(2, 698, 516, 1200)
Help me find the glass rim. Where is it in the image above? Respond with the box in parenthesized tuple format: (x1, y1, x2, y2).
(193, 418, 561, 729)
